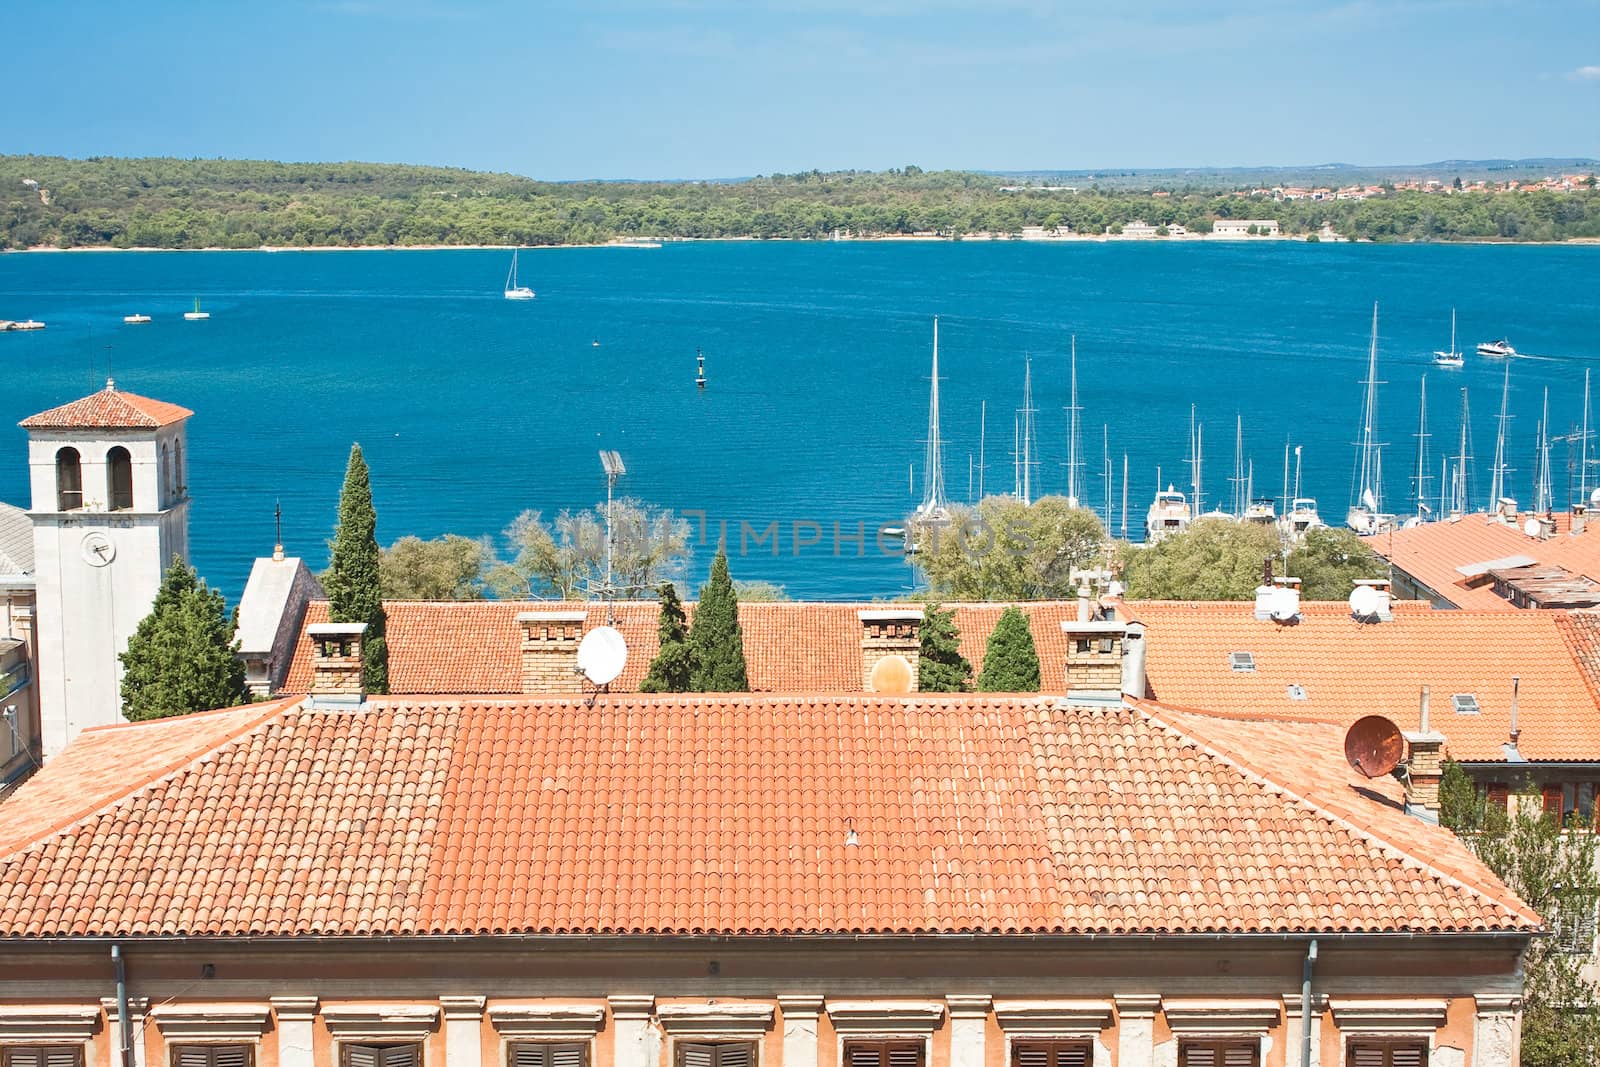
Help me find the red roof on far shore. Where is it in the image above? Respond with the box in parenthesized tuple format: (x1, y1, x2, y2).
(20, 383, 193, 430)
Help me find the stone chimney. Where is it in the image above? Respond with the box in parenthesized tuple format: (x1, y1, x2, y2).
(307, 622, 367, 706)
(518, 611, 587, 695)
(1573, 503, 1588, 536)
(1060, 618, 1127, 698)
(1495, 497, 1518, 523)
(858, 609, 923, 693)
(1404, 686, 1447, 821)
(1120, 620, 1148, 699)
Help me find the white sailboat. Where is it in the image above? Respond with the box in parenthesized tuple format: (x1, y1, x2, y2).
(182, 297, 209, 321)
(1432, 309, 1463, 368)
(504, 250, 535, 300)
(122, 313, 152, 325)
(1278, 445, 1325, 539)
(1346, 303, 1395, 535)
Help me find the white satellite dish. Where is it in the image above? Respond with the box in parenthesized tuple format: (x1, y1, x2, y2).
(577, 625, 628, 686)
(1349, 584, 1381, 619)
(1270, 587, 1299, 622)
(1522, 517, 1542, 538)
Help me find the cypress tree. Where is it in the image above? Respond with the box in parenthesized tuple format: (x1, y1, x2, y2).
(689, 549, 748, 692)
(976, 606, 1041, 692)
(918, 602, 972, 692)
(325, 443, 389, 694)
(640, 582, 696, 693)
(120, 556, 247, 720)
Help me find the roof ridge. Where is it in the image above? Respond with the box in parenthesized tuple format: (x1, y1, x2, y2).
(0, 698, 298, 861)
(1130, 698, 1540, 928)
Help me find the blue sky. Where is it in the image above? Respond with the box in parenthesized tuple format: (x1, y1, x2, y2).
(5, 0, 1598, 179)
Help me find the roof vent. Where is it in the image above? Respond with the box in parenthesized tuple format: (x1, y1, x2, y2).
(1287, 683, 1309, 701)
(1230, 651, 1256, 672)
(1452, 693, 1481, 715)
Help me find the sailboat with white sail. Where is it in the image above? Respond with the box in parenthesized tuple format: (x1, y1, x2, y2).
(504, 250, 536, 300)
(1346, 303, 1395, 535)
(915, 317, 950, 523)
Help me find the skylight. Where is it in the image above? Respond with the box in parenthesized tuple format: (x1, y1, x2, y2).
(1230, 651, 1256, 673)
(1453, 693, 1481, 715)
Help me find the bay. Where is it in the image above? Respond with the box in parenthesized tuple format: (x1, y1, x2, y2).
(1, 241, 1596, 602)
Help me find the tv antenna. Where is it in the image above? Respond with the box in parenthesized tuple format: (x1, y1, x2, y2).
(599, 450, 626, 623)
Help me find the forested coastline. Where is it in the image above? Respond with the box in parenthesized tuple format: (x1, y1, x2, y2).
(2, 155, 1597, 249)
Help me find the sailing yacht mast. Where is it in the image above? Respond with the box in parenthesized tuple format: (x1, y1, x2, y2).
(1582, 369, 1593, 504)
(1121, 455, 1129, 539)
(1230, 415, 1246, 517)
(1187, 405, 1203, 516)
(1065, 337, 1082, 507)
(1451, 388, 1472, 519)
(1350, 302, 1385, 524)
(1412, 375, 1431, 520)
(1101, 425, 1112, 523)
(1019, 356, 1038, 504)
(1489, 363, 1513, 512)
(978, 400, 986, 500)
(917, 317, 948, 518)
(1535, 387, 1553, 515)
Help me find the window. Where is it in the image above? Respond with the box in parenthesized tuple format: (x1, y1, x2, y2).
(843, 1043, 922, 1067)
(342, 1046, 420, 1067)
(1011, 1041, 1091, 1067)
(55, 448, 83, 511)
(2, 1048, 84, 1067)
(107, 446, 133, 511)
(1542, 784, 1564, 822)
(1177, 1041, 1258, 1067)
(509, 1045, 585, 1067)
(1346, 1040, 1427, 1066)
(1229, 652, 1256, 672)
(676, 1045, 755, 1067)
(171, 1048, 252, 1067)
(173, 439, 184, 496)
(1552, 891, 1599, 955)
(162, 444, 172, 504)
(1451, 694, 1480, 715)
(1485, 782, 1509, 812)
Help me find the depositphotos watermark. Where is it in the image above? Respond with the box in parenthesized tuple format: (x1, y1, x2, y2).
(676, 510, 1035, 559)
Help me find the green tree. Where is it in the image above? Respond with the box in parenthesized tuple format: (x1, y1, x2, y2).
(976, 606, 1040, 692)
(1285, 526, 1386, 600)
(732, 580, 789, 602)
(640, 582, 696, 693)
(1441, 762, 1600, 1065)
(689, 549, 749, 692)
(918, 602, 972, 692)
(484, 499, 690, 599)
(120, 556, 247, 719)
(324, 444, 389, 693)
(1122, 518, 1282, 600)
(917, 496, 1108, 601)
(380, 534, 487, 600)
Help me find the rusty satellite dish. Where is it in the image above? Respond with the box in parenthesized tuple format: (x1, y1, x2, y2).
(1344, 715, 1406, 778)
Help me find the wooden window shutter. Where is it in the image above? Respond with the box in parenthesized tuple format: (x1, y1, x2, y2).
(4, 1050, 45, 1067)
(42, 1052, 82, 1067)
(679, 1045, 753, 1067)
(883, 1046, 921, 1067)
(1221, 1046, 1257, 1067)
(549, 1048, 585, 1067)
(1179, 1042, 1256, 1067)
(511, 1049, 548, 1067)
(1543, 784, 1565, 821)
(379, 1047, 420, 1067)
(343, 1047, 382, 1067)
(1485, 782, 1509, 811)
(512, 1044, 586, 1067)
(845, 1042, 919, 1067)
(1011, 1041, 1090, 1067)
(1346, 1042, 1427, 1067)
(5, 1052, 84, 1067)
(845, 1047, 880, 1067)
(715, 1047, 752, 1067)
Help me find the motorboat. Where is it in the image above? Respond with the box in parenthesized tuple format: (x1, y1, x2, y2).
(1476, 339, 1516, 357)
(1144, 485, 1191, 543)
(123, 313, 152, 325)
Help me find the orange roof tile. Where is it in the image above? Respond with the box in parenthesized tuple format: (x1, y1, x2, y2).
(1123, 599, 1600, 762)
(282, 601, 1084, 694)
(19, 384, 193, 430)
(0, 694, 1537, 939)
(1372, 512, 1600, 609)
(1558, 610, 1600, 702)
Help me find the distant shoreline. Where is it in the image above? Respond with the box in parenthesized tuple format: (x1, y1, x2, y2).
(6, 234, 1599, 253)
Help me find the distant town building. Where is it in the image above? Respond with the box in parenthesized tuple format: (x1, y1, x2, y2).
(1119, 220, 1159, 238)
(1212, 219, 1280, 237)
(0, 502, 36, 795)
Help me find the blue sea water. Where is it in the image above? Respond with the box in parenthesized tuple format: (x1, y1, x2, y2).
(1, 242, 1596, 602)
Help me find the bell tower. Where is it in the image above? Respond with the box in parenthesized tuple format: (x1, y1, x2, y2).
(21, 380, 193, 756)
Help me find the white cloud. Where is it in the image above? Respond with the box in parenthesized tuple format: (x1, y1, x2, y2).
(1571, 65, 1600, 80)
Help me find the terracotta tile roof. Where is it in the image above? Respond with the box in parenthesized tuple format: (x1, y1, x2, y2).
(0, 693, 1537, 939)
(1122, 599, 1600, 762)
(281, 601, 1084, 694)
(19, 385, 194, 430)
(1372, 511, 1600, 609)
(1558, 610, 1600, 703)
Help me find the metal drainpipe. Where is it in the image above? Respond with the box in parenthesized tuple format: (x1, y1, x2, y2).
(1301, 938, 1318, 1067)
(112, 944, 131, 1067)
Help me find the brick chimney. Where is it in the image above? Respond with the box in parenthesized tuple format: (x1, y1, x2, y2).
(1060, 618, 1127, 698)
(518, 611, 587, 694)
(1573, 503, 1588, 536)
(858, 609, 922, 693)
(307, 622, 367, 706)
(1404, 686, 1447, 822)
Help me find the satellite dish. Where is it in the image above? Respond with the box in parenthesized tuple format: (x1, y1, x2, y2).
(1523, 517, 1542, 538)
(1344, 715, 1406, 778)
(577, 626, 628, 686)
(1270, 587, 1299, 622)
(1349, 584, 1381, 619)
(869, 654, 915, 695)
(1590, 487, 1600, 509)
